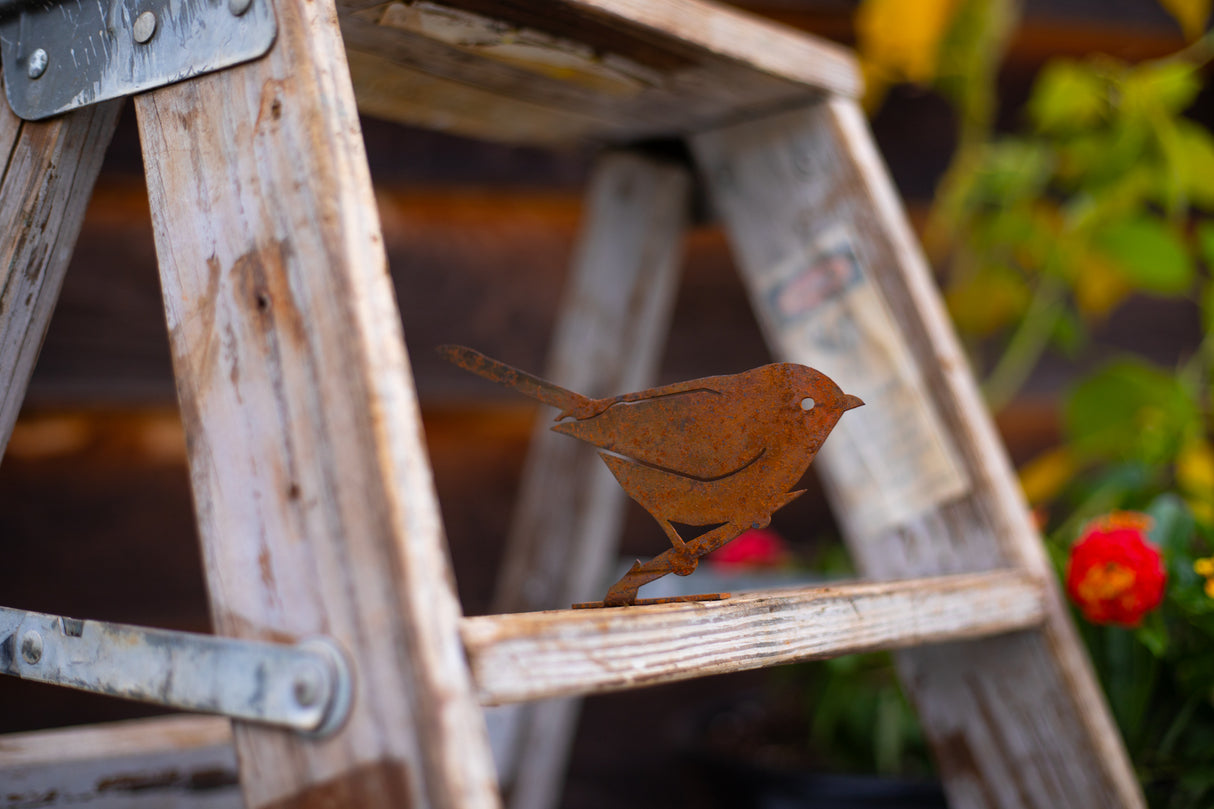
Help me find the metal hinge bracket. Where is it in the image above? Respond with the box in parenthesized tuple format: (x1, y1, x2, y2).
(1, 605, 353, 736)
(0, 0, 276, 120)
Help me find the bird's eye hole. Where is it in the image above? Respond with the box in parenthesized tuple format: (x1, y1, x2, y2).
(800, 397, 815, 411)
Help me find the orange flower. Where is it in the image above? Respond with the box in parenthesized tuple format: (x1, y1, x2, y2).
(1065, 512, 1166, 627)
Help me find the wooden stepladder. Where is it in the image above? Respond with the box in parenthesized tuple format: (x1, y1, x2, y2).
(0, 2, 1144, 809)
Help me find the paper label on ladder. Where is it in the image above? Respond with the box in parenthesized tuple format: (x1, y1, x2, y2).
(756, 225, 970, 537)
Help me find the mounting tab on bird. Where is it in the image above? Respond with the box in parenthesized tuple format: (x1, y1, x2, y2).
(440, 345, 863, 608)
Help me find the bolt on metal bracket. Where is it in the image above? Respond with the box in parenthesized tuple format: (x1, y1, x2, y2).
(0, 0, 276, 120)
(0, 605, 353, 736)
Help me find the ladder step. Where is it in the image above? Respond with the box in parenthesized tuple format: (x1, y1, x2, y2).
(340, 0, 860, 147)
(462, 570, 1045, 705)
(0, 570, 1042, 806)
(0, 715, 239, 808)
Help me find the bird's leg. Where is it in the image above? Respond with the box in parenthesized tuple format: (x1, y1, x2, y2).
(600, 521, 749, 607)
(656, 519, 697, 576)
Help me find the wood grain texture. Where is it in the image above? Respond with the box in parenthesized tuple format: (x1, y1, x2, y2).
(693, 99, 1144, 809)
(132, 0, 498, 805)
(346, 48, 600, 146)
(0, 88, 121, 460)
(541, 0, 861, 94)
(0, 716, 241, 809)
(488, 150, 690, 809)
(337, 0, 859, 144)
(466, 571, 1045, 705)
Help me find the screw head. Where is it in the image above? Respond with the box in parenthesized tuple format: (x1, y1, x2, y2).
(27, 48, 48, 80)
(293, 666, 325, 708)
(20, 631, 43, 664)
(133, 11, 157, 44)
(228, 0, 253, 16)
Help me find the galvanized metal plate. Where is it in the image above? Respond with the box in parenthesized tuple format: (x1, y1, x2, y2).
(0, 605, 352, 736)
(0, 0, 276, 120)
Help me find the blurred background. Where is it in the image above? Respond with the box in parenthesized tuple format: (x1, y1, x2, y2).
(3, 0, 1213, 806)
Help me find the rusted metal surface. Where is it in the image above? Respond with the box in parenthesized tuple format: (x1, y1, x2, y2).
(441, 345, 862, 607)
(571, 592, 730, 610)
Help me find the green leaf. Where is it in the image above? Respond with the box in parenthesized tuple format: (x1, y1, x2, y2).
(1028, 60, 1106, 133)
(1065, 359, 1201, 464)
(1172, 121, 1214, 211)
(1056, 125, 1152, 191)
(1136, 611, 1169, 657)
(1200, 282, 1214, 335)
(971, 202, 1059, 271)
(1198, 222, 1214, 269)
(1092, 216, 1194, 295)
(1049, 308, 1086, 356)
(945, 264, 1030, 335)
(1148, 493, 1197, 559)
(1121, 61, 1202, 120)
(971, 139, 1053, 202)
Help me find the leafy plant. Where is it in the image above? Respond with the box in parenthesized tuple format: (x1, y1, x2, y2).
(796, 0, 1214, 802)
(781, 545, 932, 778)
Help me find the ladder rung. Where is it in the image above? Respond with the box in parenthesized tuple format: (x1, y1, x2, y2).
(462, 570, 1045, 705)
(0, 715, 239, 807)
(0, 571, 1045, 801)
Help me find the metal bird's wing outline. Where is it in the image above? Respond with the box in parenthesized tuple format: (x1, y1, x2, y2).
(552, 386, 770, 481)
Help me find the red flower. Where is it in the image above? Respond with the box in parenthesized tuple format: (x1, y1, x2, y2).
(708, 528, 790, 570)
(1065, 512, 1166, 627)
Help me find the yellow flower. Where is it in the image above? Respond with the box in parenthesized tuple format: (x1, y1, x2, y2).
(1157, 0, 1212, 41)
(1018, 447, 1075, 506)
(1194, 557, 1214, 599)
(855, 0, 962, 109)
(1178, 438, 1214, 498)
(856, 0, 960, 84)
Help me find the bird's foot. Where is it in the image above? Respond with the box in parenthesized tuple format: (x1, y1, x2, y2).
(670, 548, 699, 576)
(598, 560, 644, 606)
(599, 553, 687, 606)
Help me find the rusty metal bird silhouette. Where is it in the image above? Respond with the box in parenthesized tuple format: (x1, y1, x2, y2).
(440, 345, 863, 607)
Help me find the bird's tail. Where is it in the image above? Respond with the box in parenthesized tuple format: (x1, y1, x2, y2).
(439, 345, 589, 414)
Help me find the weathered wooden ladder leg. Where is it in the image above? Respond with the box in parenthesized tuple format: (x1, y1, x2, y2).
(491, 149, 691, 809)
(0, 82, 121, 458)
(130, 0, 499, 804)
(692, 98, 1145, 809)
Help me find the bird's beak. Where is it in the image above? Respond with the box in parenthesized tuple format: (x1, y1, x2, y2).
(841, 394, 864, 411)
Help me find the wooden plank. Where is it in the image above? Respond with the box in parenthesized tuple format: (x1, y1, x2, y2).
(0, 570, 1034, 807)
(693, 99, 1145, 809)
(345, 47, 609, 145)
(0, 716, 241, 809)
(132, 0, 499, 805)
(0, 84, 121, 459)
(465, 571, 1045, 706)
(489, 150, 690, 809)
(337, 0, 859, 144)
(530, 0, 861, 94)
